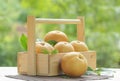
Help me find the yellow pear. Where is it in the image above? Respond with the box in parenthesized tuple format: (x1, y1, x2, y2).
(35, 41, 54, 54)
(61, 52, 88, 77)
(44, 30, 68, 42)
(54, 42, 74, 53)
(71, 40, 88, 52)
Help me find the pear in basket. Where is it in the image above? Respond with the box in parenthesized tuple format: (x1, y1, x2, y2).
(35, 41, 54, 54)
(44, 30, 68, 44)
(71, 40, 88, 52)
(54, 41, 74, 53)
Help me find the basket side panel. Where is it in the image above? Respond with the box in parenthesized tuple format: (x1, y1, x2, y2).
(49, 53, 65, 76)
(17, 52, 27, 74)
(37, 54, 49, 75)
(81, 51, 96, 70)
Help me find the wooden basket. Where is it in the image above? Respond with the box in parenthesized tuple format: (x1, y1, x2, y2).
(17, 16, 96, 76)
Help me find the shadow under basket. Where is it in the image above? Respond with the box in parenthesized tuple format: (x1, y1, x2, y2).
(17, 51, 96, 76)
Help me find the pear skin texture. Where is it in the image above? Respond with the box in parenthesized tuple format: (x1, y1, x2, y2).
(54, 42, 74, 53)
(35, 41, 54, 54)
(71, 40, 88, 52)
(44, 30, 68, 42)
(61, 52, 88, 77)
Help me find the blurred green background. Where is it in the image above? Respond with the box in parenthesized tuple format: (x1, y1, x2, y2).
(0, 0, 120, 68)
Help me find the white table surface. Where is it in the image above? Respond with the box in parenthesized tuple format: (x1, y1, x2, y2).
(0, 67, 120, 81)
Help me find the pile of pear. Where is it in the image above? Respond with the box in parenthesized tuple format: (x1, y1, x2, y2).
(36, 30, 88, 54)
(35, 30, 88, 77)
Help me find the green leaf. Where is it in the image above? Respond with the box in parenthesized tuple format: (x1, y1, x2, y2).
(47, 40, 57, 46)
(51, 49, 58, 55)
(87, 66, 94, 71)
(60, 75, 70, 79)
(94, 68, 103, 76)
(42, 49, 49, 54)
(87, 66, 101, 76)
(20, 34, 27, 51)
(95, 70, 101, 76)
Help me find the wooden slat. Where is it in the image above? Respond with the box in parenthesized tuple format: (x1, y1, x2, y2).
(37, 54, 49, 75)
(27, 16, 36, 75)
(77, 17, 85, 42)
(35, 18, 80, 24)
(49, 54, 65, 76)
(17, 52, 27, 74)
(81, 51, 96, 70)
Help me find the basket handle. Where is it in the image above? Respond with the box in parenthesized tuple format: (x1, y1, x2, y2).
(27, 16, 84, 75)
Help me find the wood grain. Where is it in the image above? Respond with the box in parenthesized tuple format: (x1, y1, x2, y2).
(27, 16, 36, 75)
(36, 18, 80, 24)
(77, 17, 85, 42)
